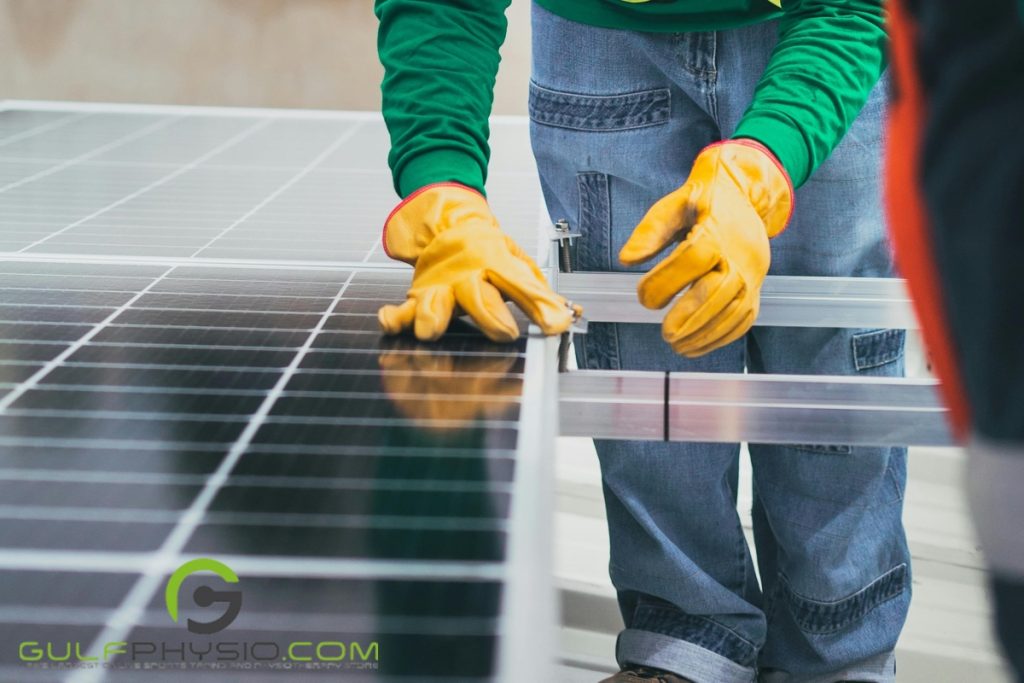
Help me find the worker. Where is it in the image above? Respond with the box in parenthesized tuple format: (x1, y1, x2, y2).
(887, 0, 1024, 679)
(374, 1, 908, 681)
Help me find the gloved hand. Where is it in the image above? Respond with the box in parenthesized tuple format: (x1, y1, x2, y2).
(619, 139, 794, 357)
(378, 182, 580, 342)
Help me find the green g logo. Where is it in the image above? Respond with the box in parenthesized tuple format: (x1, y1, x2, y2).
(165, 558, 242, 635)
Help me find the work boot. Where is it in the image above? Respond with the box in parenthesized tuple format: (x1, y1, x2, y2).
(598, 665, 695, 682)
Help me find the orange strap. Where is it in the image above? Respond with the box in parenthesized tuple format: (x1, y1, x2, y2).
(884, 0, 972, 438)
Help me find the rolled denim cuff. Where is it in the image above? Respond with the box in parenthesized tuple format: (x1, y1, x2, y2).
(616, 629, 756, 683)
(759, 651, 896, 683)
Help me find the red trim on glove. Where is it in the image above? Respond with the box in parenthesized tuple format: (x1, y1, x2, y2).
(708, 138, 796, 233)
(381, 182, 484, 259)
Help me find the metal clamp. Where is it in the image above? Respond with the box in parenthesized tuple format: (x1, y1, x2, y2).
(549, 219, 580, 276)
(548, 219, 586, 372)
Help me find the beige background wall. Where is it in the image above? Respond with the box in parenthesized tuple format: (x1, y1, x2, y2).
(0, 0, 532, 114)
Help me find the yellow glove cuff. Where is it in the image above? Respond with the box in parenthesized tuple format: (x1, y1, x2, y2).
(716, 139, 795, 238)
(382, 182, 498, 265)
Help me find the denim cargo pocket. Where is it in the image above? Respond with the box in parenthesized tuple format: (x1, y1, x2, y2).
(780, 563, 908, 635)
(790, 329, 905, 454)
(528, 81, 671, 132)
(852, 328, 905, 371)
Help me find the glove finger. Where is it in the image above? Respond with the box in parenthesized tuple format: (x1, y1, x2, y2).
(636, 223, 720, 310)
(503, 235, 548, 282)
(413, 285, 456, 342)
(487, 260, 575, 336)
(670, 293, 753, 355)
(454, 275, 520, 343)
(378, 298, 416, 335)
(676, 308, 756, 358)
(619, 182, 698, 266)
(662, 266, 744, 345)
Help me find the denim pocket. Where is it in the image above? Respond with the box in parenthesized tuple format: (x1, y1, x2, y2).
(789, 329, 904, 454)
(852, 328, 905, 371)
(528, 81, 671, 132)
(780, 563, 908, 635)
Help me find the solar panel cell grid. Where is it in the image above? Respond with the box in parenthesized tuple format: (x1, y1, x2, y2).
(0, 106, 555, 681)
(0, 111, 543, 264)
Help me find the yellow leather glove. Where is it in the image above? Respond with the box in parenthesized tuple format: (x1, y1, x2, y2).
(379, 182, 580, 342)
(619, 139, 794, 357)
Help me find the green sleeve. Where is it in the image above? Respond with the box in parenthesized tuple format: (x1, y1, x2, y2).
(375, 0, 511, 198)
(732, 0, 886, 187)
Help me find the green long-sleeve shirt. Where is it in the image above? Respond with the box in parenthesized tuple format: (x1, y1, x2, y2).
(375, 0, 886, 198)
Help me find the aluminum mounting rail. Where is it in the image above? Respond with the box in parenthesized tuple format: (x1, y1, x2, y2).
(556, 272, 918, 329)
(560, 370, 953, 446)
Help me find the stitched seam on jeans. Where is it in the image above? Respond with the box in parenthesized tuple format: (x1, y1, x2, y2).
(734, 512, 748, 600)
(703, 36, 719, 127)
(528, 118, 671, 133)
(885, 451, 906, 503)
(763, 580, 784, 633)
(576, 172, 610, 272)
(788, 443, 854, 455)
(673, 31, 717, 78)
(610, 319, 622, 371)
(779, 563, 908, 635)
(528, 81, 671, 132)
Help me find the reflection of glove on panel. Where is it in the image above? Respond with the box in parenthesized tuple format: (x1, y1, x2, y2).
(619, 140, 794, 357)
(378, 182, 580, 343)
(378, 346, 522, 430)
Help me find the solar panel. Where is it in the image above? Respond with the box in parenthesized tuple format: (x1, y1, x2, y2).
(0, 104, 557, 682)
(0, 110, 543, 265)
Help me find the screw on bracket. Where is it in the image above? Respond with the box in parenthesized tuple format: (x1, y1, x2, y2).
(549, 219, 584, 372)
(553, 219, 575, 274)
